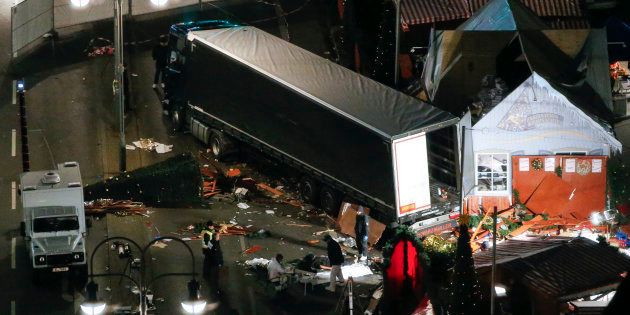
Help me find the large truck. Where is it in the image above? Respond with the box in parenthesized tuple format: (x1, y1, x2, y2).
(164, 21, 460, 224)
(20, 162, 88, 281)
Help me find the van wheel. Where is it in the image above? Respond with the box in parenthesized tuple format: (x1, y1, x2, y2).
(171, 108, 184, 131)
(209, 130, 236, 160)
(299, 177, 320, 205)
(320, 186, 342, 216)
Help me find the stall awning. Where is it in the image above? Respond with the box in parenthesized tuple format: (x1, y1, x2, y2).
(401, 0, 471, 26)
(469, 0, 584, 17)
(402, 0, 588, 28)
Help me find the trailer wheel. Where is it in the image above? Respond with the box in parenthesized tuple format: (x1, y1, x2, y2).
(171, 108, 184, 131)
(320, 186, 342, 216)
(209, 130, 236, 160)
(299, 177, 320, 205)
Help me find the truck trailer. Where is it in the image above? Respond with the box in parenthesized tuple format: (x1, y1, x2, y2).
(20, 162, 88, 282)
(165, 21, 459, 223)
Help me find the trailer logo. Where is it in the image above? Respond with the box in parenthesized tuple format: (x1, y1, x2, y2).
(400, 203, 416, 214)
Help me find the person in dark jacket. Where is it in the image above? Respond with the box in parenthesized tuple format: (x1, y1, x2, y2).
(324, 234, 345, 292)
(203, 226, 223, 297)
(354, 206, 369, 261)
(151, 35, 169, 88)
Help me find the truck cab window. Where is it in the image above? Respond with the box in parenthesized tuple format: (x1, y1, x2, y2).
(33, 216, 79, 232)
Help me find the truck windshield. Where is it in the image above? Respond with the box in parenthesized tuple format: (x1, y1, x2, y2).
(33, 216, 79, 232)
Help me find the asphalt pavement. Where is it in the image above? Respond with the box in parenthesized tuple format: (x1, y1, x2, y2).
(0, 1, 371, 314)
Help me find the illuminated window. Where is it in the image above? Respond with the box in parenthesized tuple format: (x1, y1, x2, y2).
(476, 153, 508, 192)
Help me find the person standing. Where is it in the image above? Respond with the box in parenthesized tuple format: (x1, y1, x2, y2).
(151, 35, 169, 89)
(324, 234, 345, 292)
(206, 227, 223, 298)
(200, 220, 215, 279)
(355, 206, 369, 261)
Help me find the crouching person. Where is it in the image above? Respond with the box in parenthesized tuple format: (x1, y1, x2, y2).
(267, 253, 288, 291)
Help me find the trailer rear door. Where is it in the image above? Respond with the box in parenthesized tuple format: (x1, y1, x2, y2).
(392, 133, 432, 219)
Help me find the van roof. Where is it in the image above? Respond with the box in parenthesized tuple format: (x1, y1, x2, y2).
(20, 162, 82, 190)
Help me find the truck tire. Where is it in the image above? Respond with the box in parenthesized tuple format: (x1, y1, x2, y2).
(171, 108, 185, 131)
(209, 130, 236, 160)
(299, 177, 320, 205)
(320, 186, 342, 216)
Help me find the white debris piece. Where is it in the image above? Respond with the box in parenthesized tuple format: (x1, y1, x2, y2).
(315, 263, 374, 283)
(244, 258, 270, 268)
(237, 202, 250, 209)
(125, 145, 136, 150)
(155, 143, 173, 154)
(265, 210, 275, 215)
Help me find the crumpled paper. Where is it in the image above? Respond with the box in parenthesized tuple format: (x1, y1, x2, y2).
(129, 138, 173, 154)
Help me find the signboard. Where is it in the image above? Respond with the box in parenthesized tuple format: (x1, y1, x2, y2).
(415, 219, 458, 237)
(392, 133, 431, 218)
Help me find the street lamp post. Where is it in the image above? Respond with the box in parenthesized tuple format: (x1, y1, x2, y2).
(393, 0, 401, 88)
(113, 0, 126, 172)
(81, 236, 205, 315)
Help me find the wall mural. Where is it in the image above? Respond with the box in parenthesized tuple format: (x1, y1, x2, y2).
(496, 81, 565, 132)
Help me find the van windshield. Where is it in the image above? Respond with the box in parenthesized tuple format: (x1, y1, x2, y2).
(33, 216, 80, 232)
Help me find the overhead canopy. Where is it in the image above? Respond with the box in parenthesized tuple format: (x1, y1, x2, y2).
(190, 26, 458, 139)
(401, 0, 589, 29)
(400, 0, 471, 26)
(459, 0, 548, 31)
(468, 0, 589, 29)
(475, 237, 630, 301)
(425, 28, 615, 122)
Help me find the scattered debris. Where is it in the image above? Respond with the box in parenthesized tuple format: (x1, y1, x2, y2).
(151, 242, 167, 249)
(248, 229, 271, 239)
(244, 258, 270, 268)
(130, 138, 173, 153)
(256, 183, 284, 198)
(237, 202, 250, 209)
(125, 145, 136, 150)
(313, 229, 335, 236)
(84, 199, 147, 217)
(265, 210, 275, 215)
(307, 240, 320, 245)
(85, 37, 114, 57)
(155, 143, 173, 154)
(287, 223, 312, 228)
(243, 245, 262, 254)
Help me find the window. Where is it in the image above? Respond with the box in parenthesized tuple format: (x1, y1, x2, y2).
(476, 153, 508, 192)
(33, 216, 79, 233)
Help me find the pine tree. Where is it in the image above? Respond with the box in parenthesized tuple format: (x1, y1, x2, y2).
(448, 224, 483, 315)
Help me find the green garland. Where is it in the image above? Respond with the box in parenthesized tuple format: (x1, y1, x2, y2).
(381, 225, 429, 270)
(555, 165, 563, 178)
(531, 158, 543, 171)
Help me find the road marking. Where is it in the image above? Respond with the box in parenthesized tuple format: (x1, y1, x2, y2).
(11, 301, 15, 315)
(11, 181, 17, 210)
(11, 129, 16, 156)
(12, 80, 16, 105)
(12, 181, 17, 210)
(11, 237, 16, 269)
